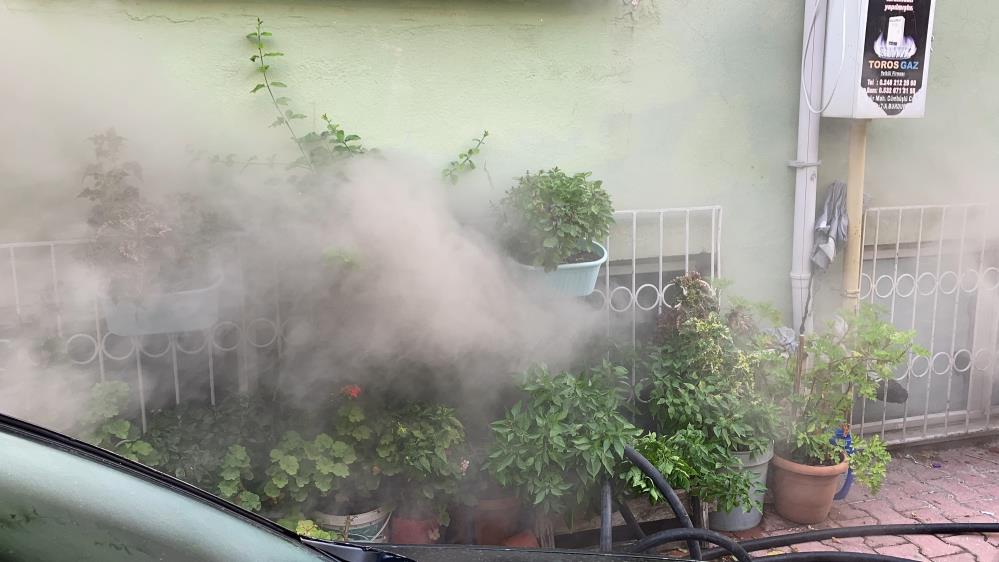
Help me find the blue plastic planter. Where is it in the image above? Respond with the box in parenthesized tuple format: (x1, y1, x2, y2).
(101, 274, 224, 337)
(520, 242, 608, 297)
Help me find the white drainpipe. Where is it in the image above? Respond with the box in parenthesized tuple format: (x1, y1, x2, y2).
(790, 0, 827, 334)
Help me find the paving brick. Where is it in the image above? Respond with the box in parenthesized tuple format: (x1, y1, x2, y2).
(902, 534, 964, 558)
(829, 504, 870, 520)
(876, 542, 931, 561)
(866, 534, 911, 549)
(857, 499, 921, 525)
(930, 553, 976, 562)
(941, 534, 999, 561)
(822, 538, 878, 554)
(908, 507, 955, 524)
(932, 478, 987, 503)
(928, 495, 990, 520)
(791, 541, 833, 552)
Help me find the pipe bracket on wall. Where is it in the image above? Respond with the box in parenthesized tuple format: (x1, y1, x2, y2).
(788, 160, 822, 168)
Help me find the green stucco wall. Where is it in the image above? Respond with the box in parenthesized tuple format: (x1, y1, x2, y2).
(2, 1, 996, 321)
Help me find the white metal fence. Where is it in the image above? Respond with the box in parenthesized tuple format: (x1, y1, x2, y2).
(0, 207, 724, 432)
(854, 204, 999, 444)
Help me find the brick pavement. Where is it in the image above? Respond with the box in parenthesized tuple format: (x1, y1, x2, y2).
(726, 438, 999, 561)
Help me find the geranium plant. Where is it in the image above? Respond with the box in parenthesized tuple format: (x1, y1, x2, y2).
(496, 168, 614, 271)
(263, 431, 357, 508)
(79, 381, 161, 467)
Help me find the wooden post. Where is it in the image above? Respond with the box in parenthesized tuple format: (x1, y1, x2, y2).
(842, 119, 870, 312)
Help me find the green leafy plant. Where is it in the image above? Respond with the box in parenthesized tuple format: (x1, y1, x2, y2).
(79, 381, 161, 467)
(486, 362, 641, 518)
(264, 431, 356, 509)
(619, 430, 757, 513)
(442, 130, 489, 185)
(218, 444, 262, 512)
(79, 129, 234, 302)
(647, 275, 776, 455)
(247, 19, 366, 174)
(774, 306, 920, 484)
(849, 434, 891, 494)
(292, 519, 345, 541)
(496, 168, 614, 271)
(324, 384, 387, 513)
(376, 403, 468, 526)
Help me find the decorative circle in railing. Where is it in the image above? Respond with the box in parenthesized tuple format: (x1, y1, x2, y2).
(247, 317, 280, 349)
(874, 274, 895, 299)
(101, 332, 135, 361)
(917, 272, 937, 296)
(909, 354, 931, 378)
(66, 333, 100, 365)
(953, 348, 973, 374)
(938, 271, 960, 295)
(138, 334, 172, 359)
(212, 321, 241, 352)
(931, 351, 952, 376)
(895, 273, 917, 298)
(960, 269, 980, 293)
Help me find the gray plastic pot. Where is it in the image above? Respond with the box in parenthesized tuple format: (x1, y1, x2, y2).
(101, 274, 224, 337)
(708, 443, 774, 532)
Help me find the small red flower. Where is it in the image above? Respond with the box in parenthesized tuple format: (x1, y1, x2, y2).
(340, 384, 362, 399)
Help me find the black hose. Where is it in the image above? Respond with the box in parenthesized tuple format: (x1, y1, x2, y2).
(623, 445, 701, 560)
(759, 554, 917, 562)
(600, 480, 613, 553)
(627, 528, 752, 562)
(701, 522, 999, 561)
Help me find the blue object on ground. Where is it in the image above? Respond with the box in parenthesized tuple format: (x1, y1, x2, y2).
(831, 427, 854, 500)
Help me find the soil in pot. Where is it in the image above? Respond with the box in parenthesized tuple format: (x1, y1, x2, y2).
(770, 453, 849, 524)
(390, 514, 440, 544)
(473, 496, 522, 546)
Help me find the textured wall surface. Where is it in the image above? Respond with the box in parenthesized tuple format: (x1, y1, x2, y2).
(2, 1, 995, 318)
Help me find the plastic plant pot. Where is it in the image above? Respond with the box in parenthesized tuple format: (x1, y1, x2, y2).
(708, 443, 774, 531)
(101, 274, 224, 337)
(312, 507, 392, 543)
(770, 452, 849, 524)
(519, 242, 608, 298)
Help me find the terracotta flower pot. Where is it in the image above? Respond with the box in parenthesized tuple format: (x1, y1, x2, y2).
(390, 515, 440, 544)
(474, 496, 521, 545)
(771, 453, 849, 524)
(501, 529, 539, 548)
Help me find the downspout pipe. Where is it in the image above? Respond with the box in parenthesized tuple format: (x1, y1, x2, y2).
(790, 0, 827, 334)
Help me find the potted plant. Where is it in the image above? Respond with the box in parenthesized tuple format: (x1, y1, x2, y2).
(262, 430, 357, 524)
(311, 384, 393, 543)
(496, 168, 614, 297)
(377, 403, 469, 544)
(485, 362, 641, 547)
(646, 274, 778, 531)
(770, 306, 917, 524)
(618, 429, 756, 519)
(79, 129, 232, 336)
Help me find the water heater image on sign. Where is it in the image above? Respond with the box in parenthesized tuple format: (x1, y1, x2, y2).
(887, 16, 905, 47)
